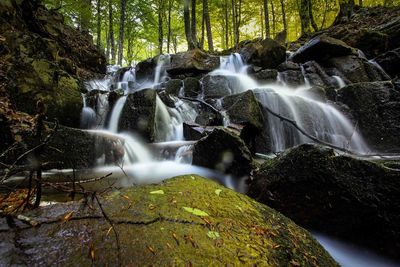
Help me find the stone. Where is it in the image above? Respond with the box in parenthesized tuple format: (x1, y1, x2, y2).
(192, 128, 253, 177)
(135, 57, 157, 83)
(119, 89, 158, 142)
(240, 38, 286, 69)
(374, 47, 400, 78)
(183, 77, 201, 97)
(1, 176, 338, 266)
(201, 75, 239, 98)
(250, 69, 278, 83)
(167, 49, 220, 76)
(290, 35, 357, 63)
(337, 81, 400, 151)
(248, 144, 400, 260)
(165, 79, 183, 96)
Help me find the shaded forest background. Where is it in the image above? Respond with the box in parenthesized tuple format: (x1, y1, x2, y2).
(41, 0, 400, 64)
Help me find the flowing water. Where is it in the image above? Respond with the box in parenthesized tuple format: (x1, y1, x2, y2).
(214, 53, 369, 153)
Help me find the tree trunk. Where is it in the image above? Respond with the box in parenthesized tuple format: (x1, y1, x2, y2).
(263, 0, 270, 38)
(260, 6, 264, 39)
(184, 0, 195, 50)
(200, 6, 205, 49)
(167, 0, 172, 53)
(79, 0, 91, 31)
(300, 0, 312, 35)
(191, 0, 197, 46)
(334, 0, 355, 25)
(270, 0, 276, 37)
(224, 0, 229, 49)
(203, 0, 213, 51)
(309, 0, 318, 31)
(279, 0, 287, 40)
(96, 0, 101, 48)
(158, 0, 164, 54)
(359, 0, 362, 7)
(109, 0, 116, 64)
(117, 0, 126, 65)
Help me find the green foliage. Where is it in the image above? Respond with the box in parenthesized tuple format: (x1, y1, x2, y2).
(42, 0, 400, 63)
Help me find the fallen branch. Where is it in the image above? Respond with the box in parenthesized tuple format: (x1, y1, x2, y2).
(177, 96, 221, 114)
(263, 105, 362, 156)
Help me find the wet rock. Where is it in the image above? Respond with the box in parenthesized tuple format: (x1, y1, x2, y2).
(183, 77, 201, 97)
(326, 55, 389, 84)
(222, 90, 264, 151)
(337, 81, 400, 151)
(119, 89, 158, 142)
(374, 47, 400, 78)
(0, 0, 106, 127)
(201, 75, 242, 98)
(290, 35, 357, 63)
(240, 38, 286, 69)
(135, 57, 157, 83)
(302, 86, 327, 102)
(194, 107, 223, 126)
(193, 128, 253, 177)
(167, 49, 219, 76)
(248, 144, 400, 260)
(301, 61, 332, 88)
(183, 122, 204, 140)
(165, 79, 183, 96)
(250, 69, 278, 83)
(2, 176, 338, 266)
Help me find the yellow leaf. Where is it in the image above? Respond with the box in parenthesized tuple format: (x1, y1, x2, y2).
(150, 190, 164, 195)
(183, 207, 209, 217)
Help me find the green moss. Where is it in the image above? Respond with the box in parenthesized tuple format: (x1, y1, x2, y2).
(18, 176, 338, 266)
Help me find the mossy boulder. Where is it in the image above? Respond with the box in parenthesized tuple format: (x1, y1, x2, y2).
(3, 176, 338, 266)
(290, 36, 357, 63)
(248, 144, 400, 260)
(193, 128, 253, 177)
(0, 0, 106, 127)
(165, 79, 183, 96)
(119, 89, 157, 142)
(222, 90, 264, 151)
(167, 49, 220, 76)
(374, 47, 400, 78)
(337, 81, 400, 151)
(240, 38, 286, 69)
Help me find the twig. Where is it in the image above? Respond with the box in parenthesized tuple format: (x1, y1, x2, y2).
(93, 194, 121, 267)
(177, 96, 220, 113)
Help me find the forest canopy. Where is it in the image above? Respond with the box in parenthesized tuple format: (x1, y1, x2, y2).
(43, 0, 400, 64)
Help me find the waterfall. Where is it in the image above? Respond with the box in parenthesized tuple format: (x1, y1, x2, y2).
(154, 54, 171, 85)
(214, 53, 370, 154)
(108, 96, 127, 133)
(332, 75, 346, 89)
(254, 87, 369, 153)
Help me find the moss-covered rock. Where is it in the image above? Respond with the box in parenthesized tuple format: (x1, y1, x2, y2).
(290, 36, 357, 63)
(240, 38, 286, 69)
(0, 0, 106, 127)
(248, 144, 400, 260)
(337, 81, 400, 151)
(5, 176, 338, 266)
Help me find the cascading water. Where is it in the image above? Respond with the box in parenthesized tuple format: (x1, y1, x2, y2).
(332, 75, 346, 89)
(217, 53, 370, 154)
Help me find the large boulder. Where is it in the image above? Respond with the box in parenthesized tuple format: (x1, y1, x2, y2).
(135, 57, 157, 83)
(222, 90, 264, 151)
(0, 176, 338, 266)
(166, 49, 219, 76)
(201, 74, 244, 98)
(374, 47, 400, 78)
(183, 77, 201, 97)
(240, 38, 286, 69)
(290, 36, 357, 63)
(250, 69, 278, 83)
(0, 0, 106, 127)
(248, 144, 400, 260)
(337, 81, 400, 151)
(119, 89, 158, 142)
(192, 128, 253, 177)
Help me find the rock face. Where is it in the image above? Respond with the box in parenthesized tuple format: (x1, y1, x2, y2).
(119, 89, 157, 142)
(240, 38, 286, 69)
(248, 144, 400, 260)
(290, 36, 357, 63)
(135, 57, 157, 83)
(337, 81, 400, 151)
(0, 0, 106, 128)
(0, 176, 337, 266)
(374, 47, 400, 78)
(222, 90, 264, 151)
(193, 128, 253, 177)
(183, 77, 201, 97)
(167, 49, 219, 76)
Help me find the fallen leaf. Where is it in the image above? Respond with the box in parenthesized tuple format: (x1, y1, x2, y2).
(89, 243, 95, 261)
(207, 231, 220, 240)
(183, 207, 209, 217)
(62, 211, 74, 222)
(147, 245, 156, 255)
(215, 189, 222, 196)
(150, 190, 164, 195)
